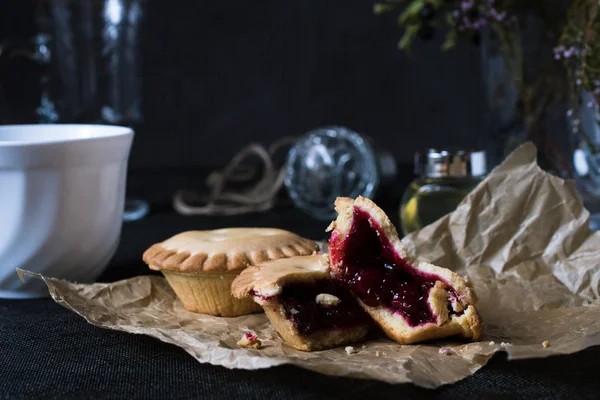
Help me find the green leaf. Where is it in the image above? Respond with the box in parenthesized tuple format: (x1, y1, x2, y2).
(445, 11, 455, 26)
(397, 1, 424, 27)
(373, 3, 400, 14)
(442, 30, 458, 51)
(398, 24, 419, 52)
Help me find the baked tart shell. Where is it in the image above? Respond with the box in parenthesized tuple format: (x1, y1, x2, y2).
(143, 228, 318, 317)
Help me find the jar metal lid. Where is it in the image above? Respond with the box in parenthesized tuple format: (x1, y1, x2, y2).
(415, 149, 487, 178)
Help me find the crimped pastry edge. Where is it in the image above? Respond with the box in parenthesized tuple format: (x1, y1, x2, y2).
(143, 235, 319, 273)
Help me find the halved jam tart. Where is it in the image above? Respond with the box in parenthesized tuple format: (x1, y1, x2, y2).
(327, 196, 481, 344)
(231, 255, 372, 351)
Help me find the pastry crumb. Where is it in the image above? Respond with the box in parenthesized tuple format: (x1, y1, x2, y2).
(237, 331, 262, 349)
(361, 345, 367, 349)
(488, 341, 496, 346)
(375, 350, 381, 357)
(500, 342, 512, 347)
(345, 346, 357, 355)
(289, 308, 299, 315)
(542, 340, 551, 348)
(439, 347, 453, 355)
(316, 293, 341, 306)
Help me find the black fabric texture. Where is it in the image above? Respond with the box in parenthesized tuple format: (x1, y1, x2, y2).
(1, 202, 600, 399)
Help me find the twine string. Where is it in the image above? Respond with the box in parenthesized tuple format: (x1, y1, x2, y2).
(173, 137, 297, 216)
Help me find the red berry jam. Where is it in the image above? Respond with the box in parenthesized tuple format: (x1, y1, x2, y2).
(278, 280, 370, 336)
(329, 207, 449, 327)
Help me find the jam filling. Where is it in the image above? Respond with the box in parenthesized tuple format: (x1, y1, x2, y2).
(329, 207, 449, 327)
(278, 280, 370, 336)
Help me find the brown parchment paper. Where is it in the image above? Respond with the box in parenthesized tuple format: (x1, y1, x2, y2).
(20, 142, 600, 388)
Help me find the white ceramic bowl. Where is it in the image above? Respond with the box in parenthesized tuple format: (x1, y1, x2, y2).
(0, 124, 134, 298)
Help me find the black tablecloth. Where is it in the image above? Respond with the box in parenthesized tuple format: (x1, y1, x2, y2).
(2, 195, 600, 399)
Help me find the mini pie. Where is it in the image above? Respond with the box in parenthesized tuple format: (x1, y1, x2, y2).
(327, 196, 482, 344)
(143, 228, 318, 317)
(231, 254, 372, 351)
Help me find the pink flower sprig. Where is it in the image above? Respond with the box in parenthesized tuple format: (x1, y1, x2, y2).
(450, 0, 516, 34)
(554, 45, 583, 61)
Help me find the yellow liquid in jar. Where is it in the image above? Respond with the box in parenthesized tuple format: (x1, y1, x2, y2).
(400, 177, 483, 235)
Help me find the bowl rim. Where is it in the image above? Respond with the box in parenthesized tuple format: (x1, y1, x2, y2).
(0, 124, 134, 147)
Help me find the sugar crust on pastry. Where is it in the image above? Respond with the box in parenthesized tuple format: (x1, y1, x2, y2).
(231, 254, 330, 300)
(143, 228, 319, 273)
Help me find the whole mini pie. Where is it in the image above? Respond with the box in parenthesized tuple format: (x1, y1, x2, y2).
(143, 228, 318, 317)
(231, 254, 372, 351)
(327, 196, 482, 344)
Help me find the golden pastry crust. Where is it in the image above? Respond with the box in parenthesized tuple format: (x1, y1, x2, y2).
(231, 254, 330, 299)
(163, 271, 262, 316)
(358, 301, 481, 344)
(143, 228, 319, 273)
(327, 196, 482, 343)
(264, 306, 370, 351)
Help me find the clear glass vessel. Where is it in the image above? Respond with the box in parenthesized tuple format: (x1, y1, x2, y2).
(285, 126, 381, 221)
(400, 149, 487, 235)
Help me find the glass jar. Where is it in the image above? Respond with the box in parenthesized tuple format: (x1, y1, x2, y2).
(285, 126, 397, 221)
(400, 149, 487, 235)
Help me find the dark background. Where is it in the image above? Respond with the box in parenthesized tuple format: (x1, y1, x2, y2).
(0, 0, 487, 171)
(3, 4, 600, 399)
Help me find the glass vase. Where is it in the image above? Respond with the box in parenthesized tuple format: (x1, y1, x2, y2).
(479, 26, 526, 169)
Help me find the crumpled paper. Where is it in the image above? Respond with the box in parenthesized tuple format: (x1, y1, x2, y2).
(22, 143, 600, 388)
